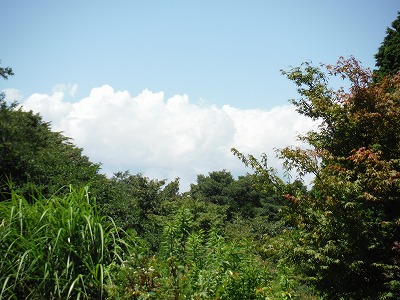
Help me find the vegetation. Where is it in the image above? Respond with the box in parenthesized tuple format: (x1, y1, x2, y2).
(0, 98, 100, 199)
(1, 12, 399, 299)
(374, 12, 400, 82)
(278, 56, 400, 299)
(0, 187, 133, 299)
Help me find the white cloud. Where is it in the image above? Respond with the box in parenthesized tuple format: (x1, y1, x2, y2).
(51, 83, 78, 97)
(3, 88, 23, 102)
(21, 85, 316, 191)
(23, 91, 72, 127)
(69, 84, 78, 97)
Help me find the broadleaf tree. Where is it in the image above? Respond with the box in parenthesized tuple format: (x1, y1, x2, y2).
(276, 57, 400, 299)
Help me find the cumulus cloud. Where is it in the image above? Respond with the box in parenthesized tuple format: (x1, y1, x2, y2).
(20, 85, 316, 190)
(2, 88, 23, 102)
(51, 83, 78, 97)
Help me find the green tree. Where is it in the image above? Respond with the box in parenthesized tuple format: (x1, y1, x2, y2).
(277, 57, 400, 299)
(0, 62, 101, 198)
(97, 171, 181, 251)
(191, 170, 283, 220)
(0, 100, 101, 198)
(192, 170, 235, 207)
(374, 12, 400, 82)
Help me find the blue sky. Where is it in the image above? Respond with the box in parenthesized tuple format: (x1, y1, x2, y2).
(1, 1, 398, 109)
(1, 1, 399, 189)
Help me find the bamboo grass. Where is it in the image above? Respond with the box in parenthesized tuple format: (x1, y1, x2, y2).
(0, 186, 133, 299)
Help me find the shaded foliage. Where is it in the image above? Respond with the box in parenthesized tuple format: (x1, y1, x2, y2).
(0, 99, 100, 199)
(374, 12, 400, 82)
(190, 170, 285, 221)
(97, 171, 181, 251)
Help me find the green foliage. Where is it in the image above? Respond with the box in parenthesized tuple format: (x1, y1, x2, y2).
(0, 99, 100, 198)
(97, 171, 181, 251)
(0, 187, 133, 299)
(374, 12, 400, 82)
(178, 195, 228, 233)
(107, 207, 273, 299)
(193, 170, 235, 207)
(0, 60, 14, 80)
(278, 57, 400, 299)
(190, 169, 284, 221)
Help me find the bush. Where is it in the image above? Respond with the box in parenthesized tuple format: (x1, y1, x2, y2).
(106, 207, 272, 299)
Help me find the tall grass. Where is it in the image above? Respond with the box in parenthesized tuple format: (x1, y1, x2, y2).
(0, 186, 132, 299)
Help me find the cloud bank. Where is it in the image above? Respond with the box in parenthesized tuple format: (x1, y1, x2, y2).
(11, 85, 316, 190)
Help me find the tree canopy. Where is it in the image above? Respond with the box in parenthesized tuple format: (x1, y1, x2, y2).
(275, 56, 400, 299)
(0, 99, 100, 198)
(374, 11, 400, 81)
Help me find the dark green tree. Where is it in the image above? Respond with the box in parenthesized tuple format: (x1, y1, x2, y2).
(191, 170, 235, 207)
(0, 62, 101, 198)
(97, 171, 181, 251)
(190, 169, 289, 244)
(374, 12, 400, 82)
(0, 101, 101, 198)
(190, 170, 273, 219)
